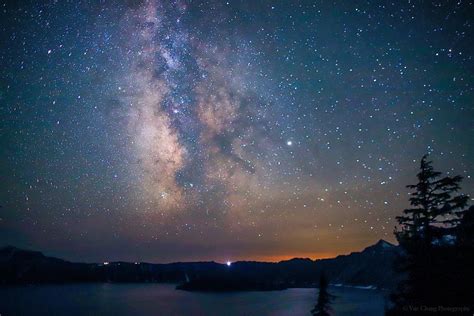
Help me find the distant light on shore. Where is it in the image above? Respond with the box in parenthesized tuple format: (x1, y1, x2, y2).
(226, 261, 232, 267)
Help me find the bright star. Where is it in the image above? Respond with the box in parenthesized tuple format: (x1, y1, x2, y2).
(287, 140, 293, 146)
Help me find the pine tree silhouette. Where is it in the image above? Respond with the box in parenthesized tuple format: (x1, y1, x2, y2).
(396, 155, 468, 244)
(456, 205, 474, 247)
(311, 273, 334, 316)
(389, 154, 469, 314)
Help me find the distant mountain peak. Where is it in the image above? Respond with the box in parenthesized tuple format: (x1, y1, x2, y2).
(0, 245, 48, 263)
(362, 239, 396, 253)
(375, 239, 395, 248)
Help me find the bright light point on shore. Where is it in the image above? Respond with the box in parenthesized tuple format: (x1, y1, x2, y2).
(226, 261, 232, 267)
(286, 140, 292, 146)
(103, 262, 109, 265)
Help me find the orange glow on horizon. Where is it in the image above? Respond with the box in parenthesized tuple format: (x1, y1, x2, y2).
(229, 252, 340, 263)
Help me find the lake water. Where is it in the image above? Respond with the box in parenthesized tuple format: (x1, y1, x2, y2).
(0, 283, 387, 315)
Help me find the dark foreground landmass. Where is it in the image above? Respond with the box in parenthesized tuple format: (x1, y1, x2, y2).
(0, 240, 400, 291)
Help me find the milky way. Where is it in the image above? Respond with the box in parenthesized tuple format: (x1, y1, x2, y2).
(0, 0, 472, 262)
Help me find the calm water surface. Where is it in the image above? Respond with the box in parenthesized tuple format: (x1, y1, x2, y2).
(0, 283, 387, 315)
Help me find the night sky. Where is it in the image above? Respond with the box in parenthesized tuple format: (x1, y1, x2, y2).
(1, 0, 473, 263)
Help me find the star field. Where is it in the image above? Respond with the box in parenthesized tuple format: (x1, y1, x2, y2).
(0, 0, 473, 263)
